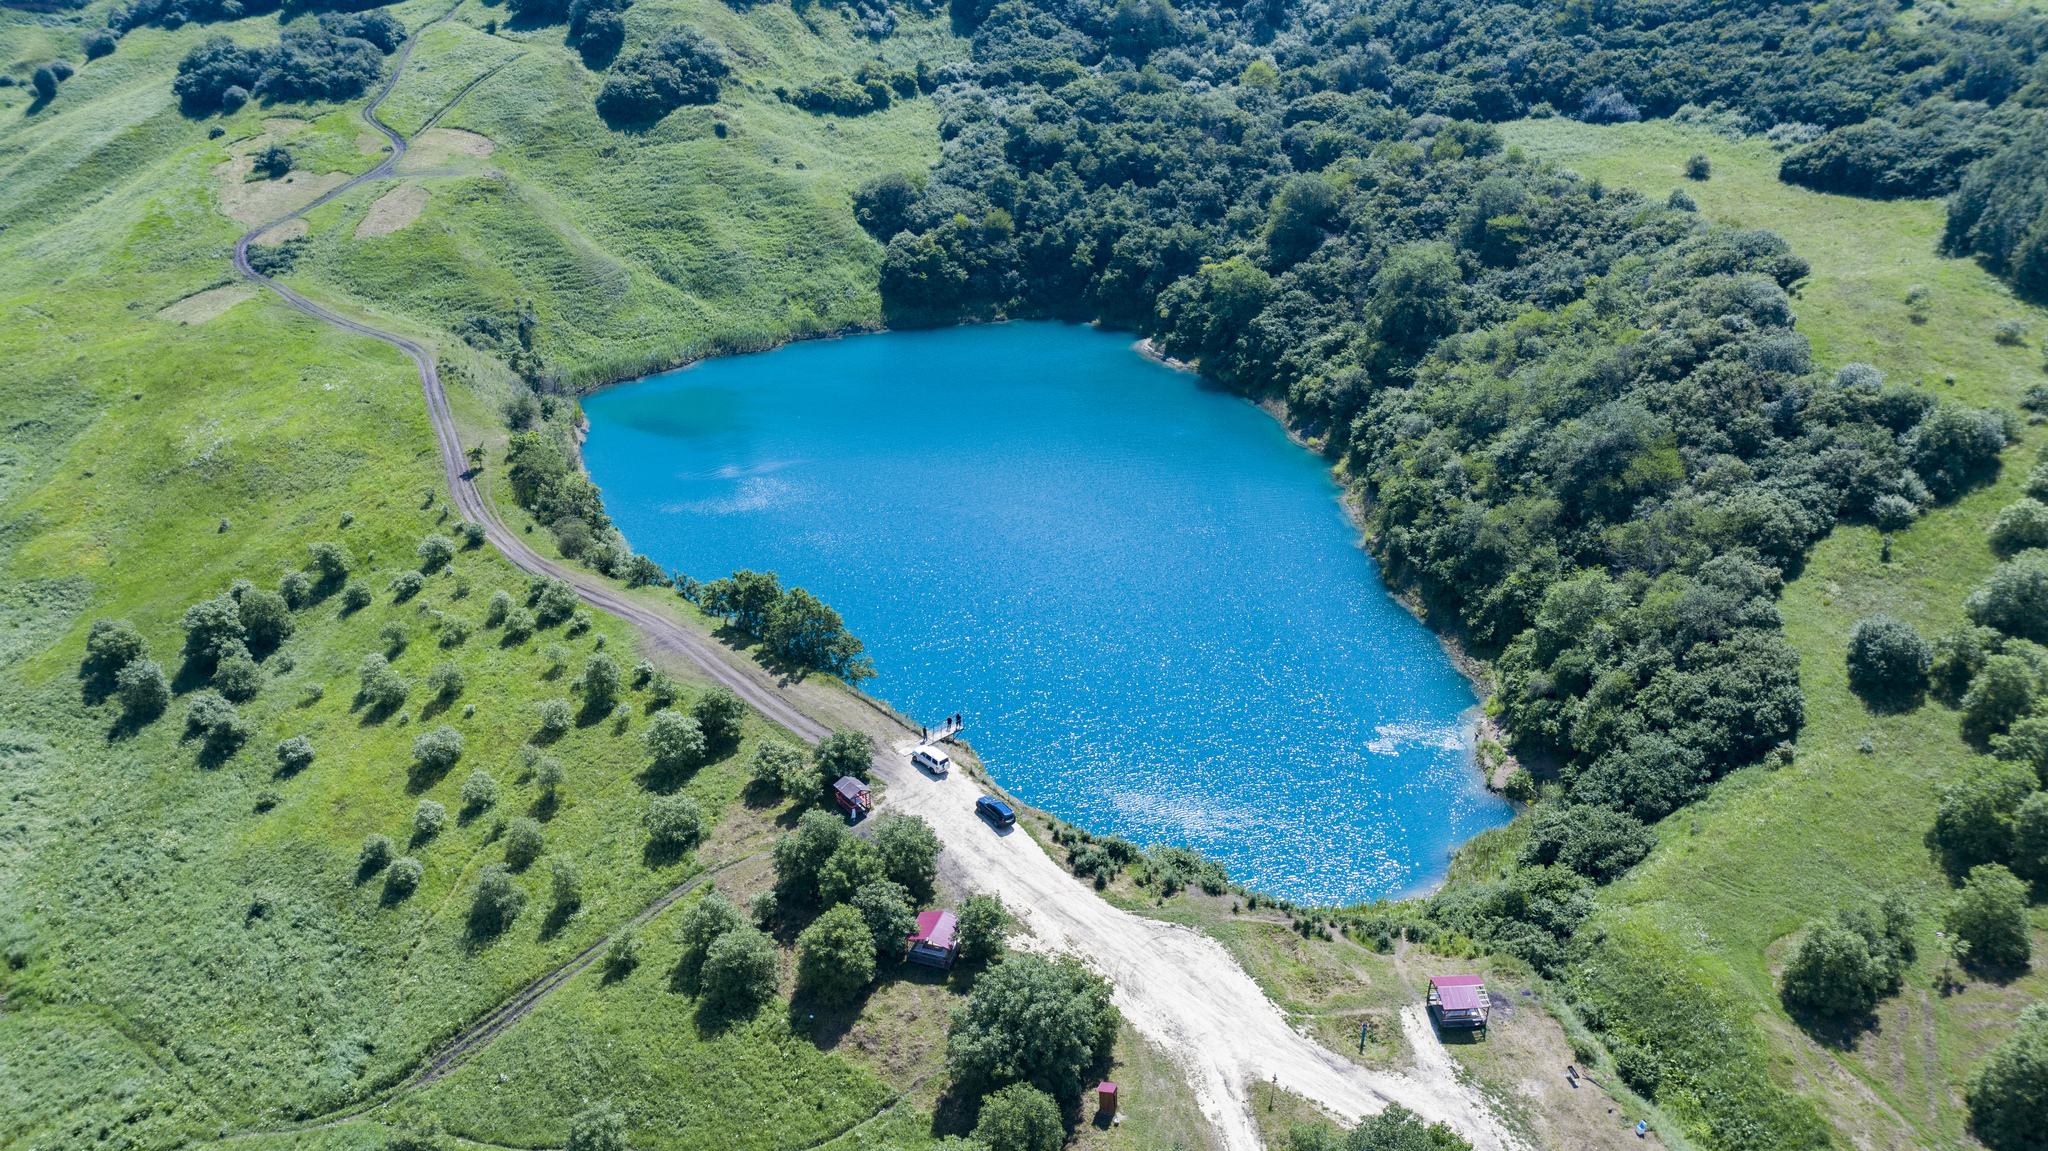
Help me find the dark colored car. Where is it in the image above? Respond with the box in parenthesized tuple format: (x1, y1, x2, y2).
(975, 795, 1016, 827)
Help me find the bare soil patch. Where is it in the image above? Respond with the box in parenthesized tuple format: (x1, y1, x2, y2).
(212, 152, 350, 227)
(356, 183, 430, 239)
(252, 218, 307, 245)
(397, 128, 494, 172)
(156, 285, 257, 325)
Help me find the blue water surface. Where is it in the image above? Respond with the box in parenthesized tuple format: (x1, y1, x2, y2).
(580, 322, 1511, 903)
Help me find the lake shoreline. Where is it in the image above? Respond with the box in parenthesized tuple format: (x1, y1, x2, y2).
(579, 321, 1517, 891)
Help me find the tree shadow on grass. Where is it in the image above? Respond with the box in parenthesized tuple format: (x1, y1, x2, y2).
(788, 983, 874, 1052)
(405, 760, 452, 796)
(927, 1081, 980, 1140)
(529, 789, 560, 822)
(641, 837, 695, 870)
(78, 666, 116, 708)
(539, 900, 576, 941)
(1852, 680, 1927, 716)
(636, 760, 698, 796)
(106, 704, 162, 742)
(1782, 1001, 1883, 1051)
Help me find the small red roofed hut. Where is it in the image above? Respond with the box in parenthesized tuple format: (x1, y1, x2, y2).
(1427, 975, 1489, 1030)
(1096, 1082, 1118, 1116)
(832, 775, 872, 818)
(907, 909, 958, 968)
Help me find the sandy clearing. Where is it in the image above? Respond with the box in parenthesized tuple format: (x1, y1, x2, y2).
(357, 183, 430, 238)
(251, 218, 307, 245)
(213, 152, 352, 227)
(396, 127, 493, 172)
(157, 285, 257, 325)
(873, 737, 1523, 1151)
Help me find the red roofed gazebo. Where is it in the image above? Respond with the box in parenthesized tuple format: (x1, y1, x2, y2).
(1426, 975, 1489, 1030)
(906, 909, 958, 968)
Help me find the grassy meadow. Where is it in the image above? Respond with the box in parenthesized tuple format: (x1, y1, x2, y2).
(1506, 118, 2048, 1149)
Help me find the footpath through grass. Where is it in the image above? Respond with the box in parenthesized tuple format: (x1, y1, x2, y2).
(1508, 118, 2048, 1149)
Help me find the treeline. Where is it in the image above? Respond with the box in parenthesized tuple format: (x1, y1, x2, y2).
(171, 14, 404, 114)
(777, 61, 934, 116)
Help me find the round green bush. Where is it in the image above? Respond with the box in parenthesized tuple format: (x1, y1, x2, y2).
(358, 654, 410, 711)
(412, 724, 465, 772)
(237, 587, 294, 649)
(973, 1083, 1062, 1151)
(578, 653, 622, 708)
(1947, 863, 2033, 969)
(1966, 1001, 2048, 1151)
(550, 855, 582, 909)
(428, 661, 466, 699)
(700, 925, 778, 1013)
(644, 709, 705, 772)
(674, 890, 745, 992)
(644, 794, 705, 852)
(469, 863, 524, 935)
(388, 570, 426, 601)
(486, 589, 513, 625)
(503, 816, 545, 869)
(1846, 614, 1932, 694)
(385, 855, 424, 898)
(413, 799, 447, 839)
(691, 685, 746, 745)
(415, 533, 456, 572)
(359, 833, 394, 873)
(565, 1107, 627, 1151)
(749, 739, 809, 793)
(535, 697, 573, 737)
(795, 903, 875, 1004)
(115, 659, 169, 715)
(274, 735, 315, 775)
(341, 580, 373, 612)
(956, 892, 1010, 964)
(212, 653, 262, 702)
(1992, 499, 2048, 553)
(84, 618, 147, 673)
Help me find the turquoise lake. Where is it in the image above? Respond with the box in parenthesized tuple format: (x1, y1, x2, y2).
(580, 322, 1511, 903)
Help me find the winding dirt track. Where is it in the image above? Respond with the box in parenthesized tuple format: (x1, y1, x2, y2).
(228, 20, 1520, 1151)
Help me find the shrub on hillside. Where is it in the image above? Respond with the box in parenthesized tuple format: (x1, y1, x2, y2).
(1780, 898, 1913, 1017)
(469, 863, 524, 936)
(565, 1106, 627, 1151)
(644, 794, 704, 853)
(947, 952, 1119, 1099)
(486, 589, 513, 625)
(1567, 733, 1708, 822)
(816, 835, 886, 907)
(851, 880, 917, 960)
(576, 653, 622, 710)
(358, 654, 409, 711)
(504, 606, 536, 641)
(274, 735, 315, 775)
(795, 903, 875, 1004)
(252, 143, 291, 179)
(873, 812, 942, 901)
(1992, 500, 2048, 554)
(116, 659, 170, 716)
(956, 893, 1011, 963)
(427, 661, 466, 700)
(1946, 863, 2033, 969)
(1967, 1001, 2048, 1151)
(1779, 120, 1958, 198)
(1871, 492, 1919, 532)
(359, 833, 395, 875)
(1931, 759, 2036, 875)
(748, 739, 810, 794)
(691, 685, 745, 746)
(181, 593, 246, 661)
(973, 1083, 1062, 1151)
(1907, 404, 2009, 502)
(213, 652, 261, 701)
(84, 618, 148, 674)
(594, 25, 728, 126)
(814, 728, 873, 786)
(535, 697, 572, 738)
(673, 890, 745, 993)
(2011, 791, 2048, 889)
(385, 855, 423, 899)
(1961, 655, 2038, 743)
(307, 541, 353, 584)
(1684, 152, 1710, 180)
(237, 587, 294, 649)
(773, 808, 846, 905)
(184, 690, 246, 747)
(643, 709, 705, 774)
(503, 816, 545, 869)
(762, 587, 874, 681)
(83, 29, 115, 59)
(1516, 804, 1653, 884)
(461, 769, 498, 813)
(530, 575, 579, 625)
(1846, 615, 1932, 701)
(549, 855, 581, 909)
(389, 570, 425, 601)
(700, 925, 778, 1014)
(341, 580, 373, 612)
(412, 725, 464, 774)
(414, 799, 447, 840)
(415, 533, 455, 572)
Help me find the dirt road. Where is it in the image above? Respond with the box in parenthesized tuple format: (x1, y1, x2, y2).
(230, 19, 1519, 1150)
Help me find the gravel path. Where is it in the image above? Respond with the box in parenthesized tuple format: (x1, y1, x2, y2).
(228, 17, 1519, 1149)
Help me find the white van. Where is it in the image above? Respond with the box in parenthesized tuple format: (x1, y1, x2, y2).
(912, 746, 952, 776)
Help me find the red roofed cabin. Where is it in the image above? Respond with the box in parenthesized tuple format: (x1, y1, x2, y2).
(907, 909, 958, 968)
(1427, 975, 1489, 1030)
(833, 776, 872, 819)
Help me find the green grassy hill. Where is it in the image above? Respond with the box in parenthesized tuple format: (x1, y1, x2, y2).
(0, 3, 1005, 1149)
(1503, 119, 2048, 1149)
